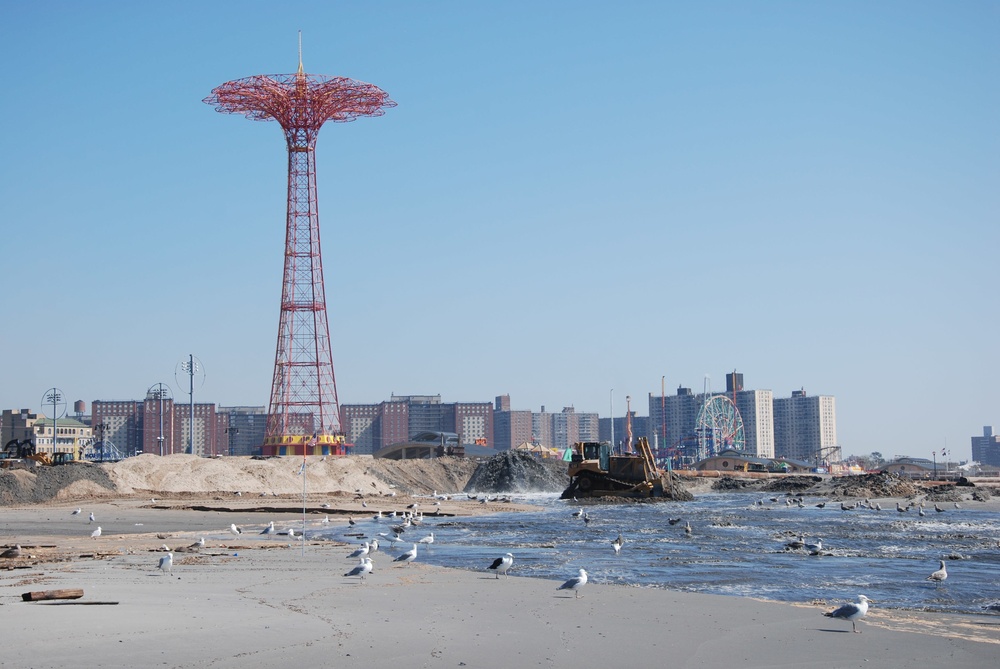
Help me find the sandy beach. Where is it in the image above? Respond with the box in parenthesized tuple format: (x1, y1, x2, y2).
(2, 500, 998, 669)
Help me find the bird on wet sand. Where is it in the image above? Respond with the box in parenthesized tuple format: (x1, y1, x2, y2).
(394, 543, 418, 565)
(557, 568, 588, 598)
(488, 553, 514, 579)
(0, 544, 22, 559)
(90, 526, 102, 539)
(260, 521, 276, 536)
(612, 534, 624, 555)
(71, 508, 82, 516)
(229, 524, 243, 536)
(347, 542, 370, 559)
(158, 552, 173, 575)
(88, 512, 96, 524)
(927, 560, 948, 582)
(418, 533, 435, 544)
(824, 595, 872, 633)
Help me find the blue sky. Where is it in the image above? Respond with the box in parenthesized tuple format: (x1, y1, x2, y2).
(1, 2, 997, 461)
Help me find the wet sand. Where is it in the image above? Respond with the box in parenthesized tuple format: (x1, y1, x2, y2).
(1, 501, 998, 668)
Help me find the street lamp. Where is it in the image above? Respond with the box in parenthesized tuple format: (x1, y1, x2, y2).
(42, 388, 65, 456)
(147, 383, 171, 456)
(932, 450, 937, 480)
(226, 427, 239, 457)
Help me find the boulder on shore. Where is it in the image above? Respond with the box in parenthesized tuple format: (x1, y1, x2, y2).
(464, 451, 569, 494)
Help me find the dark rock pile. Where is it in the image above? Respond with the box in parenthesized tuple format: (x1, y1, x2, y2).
(0, 463, 115, 505)
(823, 472, 922, 499)
(464, 451, 569, 494)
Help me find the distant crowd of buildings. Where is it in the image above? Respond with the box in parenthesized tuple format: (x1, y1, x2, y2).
(4, 373, 997, 468)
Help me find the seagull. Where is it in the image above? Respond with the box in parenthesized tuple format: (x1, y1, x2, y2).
(557, 568, 588, 598)
(612, 534, 623, 555)
(488, 553, 514, 579)
(393, 543, 418, 565)
(896, 503, 907, 513)
(934, 504, 944, 513)
(321, 516, 330, 524)
(230, 524, 243, 536)
(88, 512, 96, 524)
(158, 552, 173, 575)
(954, 503, 961, 509)
(824, 595, 873, 633)
(417, 533, 435, 544)
(369, 539, 379, 553)
(348, 517, 356, 526)
(572, 508, 584, 518)
(71, 508, 82, 516)
(785, 536, 806, 550)
(194, 537, 206, 548)
(0, 544, 22, 559)
(668, 518, 683, 525)
(918, 507, 926, 517)
(927, 560, 948, 582)
(91, 526, 102, 539)
(260, 521, 276, 536)
(805, 538, 823, 555)
(684, 521, 692, 535)
(815, 502, 826, 508)
(347, 542, 370, 559)
(344, 557, 374, 582)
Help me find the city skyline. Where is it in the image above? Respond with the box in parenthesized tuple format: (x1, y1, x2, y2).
(1, 3, 997, 463)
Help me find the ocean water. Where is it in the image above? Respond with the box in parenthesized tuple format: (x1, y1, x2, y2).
(319, 492, 1000, 616)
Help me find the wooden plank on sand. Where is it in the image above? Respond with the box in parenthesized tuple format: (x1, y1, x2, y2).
(21, 588, 85, 602)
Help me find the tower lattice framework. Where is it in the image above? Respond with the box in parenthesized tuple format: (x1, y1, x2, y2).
(204, 57, 395, 456)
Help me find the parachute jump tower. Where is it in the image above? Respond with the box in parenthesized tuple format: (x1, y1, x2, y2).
(204, 43, 395, 456)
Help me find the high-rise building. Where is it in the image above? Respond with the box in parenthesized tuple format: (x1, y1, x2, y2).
(773, 389, 839, 464)
(92, 400, 144, 457)
(734, 389, 774, 458)
(217, 406, 267, 457)
(493, 396, 532, 450)
(971, 426, 1000, 467)
(339, 395, 492, 455)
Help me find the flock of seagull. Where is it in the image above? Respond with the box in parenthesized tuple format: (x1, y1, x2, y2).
(1, 492, 964, 629)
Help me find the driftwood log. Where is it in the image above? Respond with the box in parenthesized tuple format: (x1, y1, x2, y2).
(21, 588, 84, 602)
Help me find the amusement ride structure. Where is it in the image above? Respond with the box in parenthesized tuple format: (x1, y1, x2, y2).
(204, 39, 395, 455)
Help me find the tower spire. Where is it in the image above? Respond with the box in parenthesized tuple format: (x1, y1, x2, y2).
(297, 30, 303, 74)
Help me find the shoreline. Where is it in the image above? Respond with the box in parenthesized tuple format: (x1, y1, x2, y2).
(2, 501, 999, 668)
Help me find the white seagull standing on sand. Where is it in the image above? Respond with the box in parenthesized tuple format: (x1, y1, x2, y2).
(927, 560, 948, 582)
(91, 526, 102, 539)
(88, 512, 96, 524)
(347, 542, 370, 559)
(557, 569, 588, 598)
(824, 595, 873, 633)
(394, 543, 418, 565)
(488, 553, 514, 579)
(260, 521, 276, 536)
(344, 557, 374, 582)
(158, 552, 173, 575)
(71, 508, 82, 516)
(230, 524, 243, 536)
(369, 539, 380, 553)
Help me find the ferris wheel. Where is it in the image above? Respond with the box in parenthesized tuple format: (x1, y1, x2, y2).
(695, 394, 745, 459)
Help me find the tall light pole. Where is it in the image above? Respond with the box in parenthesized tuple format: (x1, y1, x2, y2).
(625, 395, 632, 453)
(148, 383, 171, 456)
(226, 426, 239, 457)
(42, 388, 65, 455)
(176, 356, 204, 455)
(609, 389, 614, 452)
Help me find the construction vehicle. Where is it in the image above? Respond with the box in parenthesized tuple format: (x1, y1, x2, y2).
(561, 437, 691, 500)
(2, 439, 80, 467)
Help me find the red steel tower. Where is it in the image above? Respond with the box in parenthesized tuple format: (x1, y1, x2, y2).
(204, 50, 395, 456)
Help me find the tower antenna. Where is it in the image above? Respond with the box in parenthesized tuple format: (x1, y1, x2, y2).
(297, 30, 303, 74)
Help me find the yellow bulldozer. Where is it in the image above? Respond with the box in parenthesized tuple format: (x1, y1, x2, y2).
(561, 437, 690, 500)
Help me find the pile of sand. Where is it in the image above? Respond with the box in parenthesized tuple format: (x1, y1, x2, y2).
(104, 454, 479, 497)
